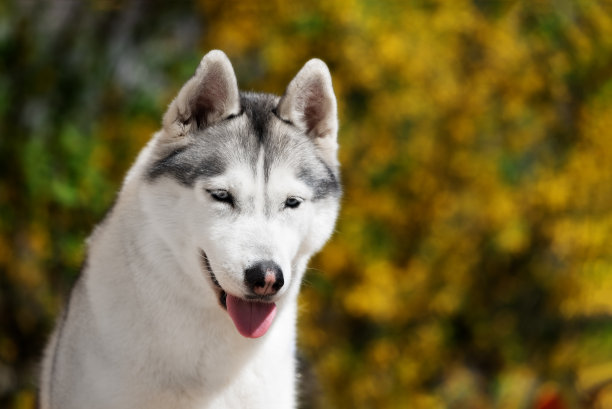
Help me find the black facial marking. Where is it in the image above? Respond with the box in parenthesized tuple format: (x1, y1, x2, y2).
(240, 93, 275, 144)
(239, 92, 280, 181)
(147, 147, 226, 186)
(298, 161, 341, 201)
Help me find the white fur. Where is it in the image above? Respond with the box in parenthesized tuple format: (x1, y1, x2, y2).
(39, 51, 339, 409)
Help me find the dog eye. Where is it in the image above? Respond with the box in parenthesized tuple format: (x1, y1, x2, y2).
(284, 197, 303, 209)
(207, 189, 234, 206)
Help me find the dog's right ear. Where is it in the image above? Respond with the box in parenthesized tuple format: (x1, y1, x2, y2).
(162, 50, 241, 137)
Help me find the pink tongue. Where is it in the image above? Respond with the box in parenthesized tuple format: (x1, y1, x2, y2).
(226, 295, 277, 338)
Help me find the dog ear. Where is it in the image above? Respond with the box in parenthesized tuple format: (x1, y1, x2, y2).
(163, 50, 241, 136)
(276, 59, 339, 165)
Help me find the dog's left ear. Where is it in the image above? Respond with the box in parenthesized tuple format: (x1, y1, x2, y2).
(276, 59, 339, 166)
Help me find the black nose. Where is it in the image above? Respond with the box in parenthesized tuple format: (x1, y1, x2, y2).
(244, 261, 284, 296)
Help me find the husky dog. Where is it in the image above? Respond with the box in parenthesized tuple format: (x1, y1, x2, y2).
(39, 50, 341, 409)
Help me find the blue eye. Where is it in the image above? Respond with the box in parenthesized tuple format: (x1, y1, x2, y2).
(207, 189, 234, 206)
(285, 197, 303, 209)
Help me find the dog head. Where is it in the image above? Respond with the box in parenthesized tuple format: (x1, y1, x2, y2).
(140, 50, 340, 337)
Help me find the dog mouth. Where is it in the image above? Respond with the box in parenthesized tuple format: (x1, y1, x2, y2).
(200, 250, 228, 308)
(200, 250, 277, 338)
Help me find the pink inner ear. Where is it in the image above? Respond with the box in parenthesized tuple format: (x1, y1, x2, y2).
(303, 82, 330, 137)
(191, 69, 234, 127)
(277, 59, 337, 141)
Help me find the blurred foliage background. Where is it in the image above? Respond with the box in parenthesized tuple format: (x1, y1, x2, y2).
(2, 0, 612, 408)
